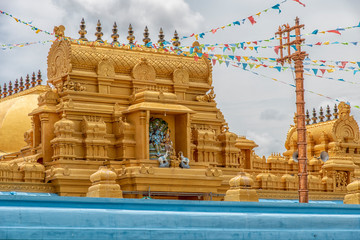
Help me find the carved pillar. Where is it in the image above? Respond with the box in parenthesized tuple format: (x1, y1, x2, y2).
(39, 113, 57, 162)
(175, 113, 191, 159)
(128, 110, 149, 160)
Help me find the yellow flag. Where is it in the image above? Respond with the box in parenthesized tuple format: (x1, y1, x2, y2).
(35, 29, 41, 34)
(327, 69, 335, 73)
(323, 41, 330, 45)
(243, 56, 249, 61)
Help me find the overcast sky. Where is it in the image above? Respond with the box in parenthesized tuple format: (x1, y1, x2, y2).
(1, 0, 360, 157)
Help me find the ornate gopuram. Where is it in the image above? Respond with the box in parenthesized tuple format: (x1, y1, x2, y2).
(1, 20, 359, 202)
(0, 22, 257, 199)
(247, 102, 360, 200)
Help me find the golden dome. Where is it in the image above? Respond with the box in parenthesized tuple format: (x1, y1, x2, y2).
(0, 86, 46, 155)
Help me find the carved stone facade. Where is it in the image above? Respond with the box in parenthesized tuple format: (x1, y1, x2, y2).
(2, 32, 360, 201)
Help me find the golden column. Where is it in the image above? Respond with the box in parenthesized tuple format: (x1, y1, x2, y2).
(276, 17, 308, 203)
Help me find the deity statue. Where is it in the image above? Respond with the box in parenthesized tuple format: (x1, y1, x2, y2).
(149, 117, 173, 158)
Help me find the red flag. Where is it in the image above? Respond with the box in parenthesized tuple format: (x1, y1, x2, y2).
(236, 56, 241, 62)
(274, 45, 280, 55)
(327, 30, 341, 35)
(341, 61, 348, 68)
(292, 0, 305, 7)
(194, 56, 199, 62)
(320, 69, 326, 75)
(253, 41, 257, 45)
(248, 16, 256, 25)
(315, 42, 322, 45)
(212, 59, 216, 65)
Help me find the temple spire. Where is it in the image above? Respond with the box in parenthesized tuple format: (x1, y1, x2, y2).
(95, 20, 104, 43)
(78, 18, 88, 41)
(172, 30, 180, 49)
(111, 22, 119, 45)
(127, 24, 135, 45)
(143, 26, 151, 46)
(158, 27, 165, 47)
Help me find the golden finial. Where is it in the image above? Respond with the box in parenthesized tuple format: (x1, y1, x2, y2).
(326, 105, 332, 121)
(37, 70, 42, 85)
(14, 79, 19, 93)
(31, 72, 36, 87)
(172, 30, 180, 49)
(111, 22, 119, 45)
(143, 26, 151, 46)
(3, 83, 7, 97)
(95, 19, 104, 43)
(8, 81, 13, 96)
(127, 24, 135, 45)
(312, 108, 317, 124)
(158, 27, 165, 46)
(78, 18, 88, 41)
(19, 77, 24, 91)
(333, 104, 338, 119)
(305, 109, 310, 125)
(25, 74, 30, 90)
(319, 107, 324, 122)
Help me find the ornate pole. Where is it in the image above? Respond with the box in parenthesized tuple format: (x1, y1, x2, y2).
(276, 17, 308, 203)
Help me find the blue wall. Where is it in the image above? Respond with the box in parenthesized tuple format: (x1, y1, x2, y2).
(0, 195, 359, 240)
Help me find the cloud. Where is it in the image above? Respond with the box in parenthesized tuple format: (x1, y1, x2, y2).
(53, 0, 204, 40)
(260, 109, 286, 121)
(246, 131, 284, 158)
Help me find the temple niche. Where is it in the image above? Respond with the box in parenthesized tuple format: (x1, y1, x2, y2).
(1, 20, 359, 202)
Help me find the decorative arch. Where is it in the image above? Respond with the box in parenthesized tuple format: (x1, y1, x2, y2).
(132, 58, 156, 81)
(47, 40, 72, 81)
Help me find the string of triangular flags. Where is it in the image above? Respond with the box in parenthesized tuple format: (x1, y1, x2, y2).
(180, 0, 305, 40)
(1, 40, 53, 50)
(304, 73, 360, 85)
(231, 63, 360, 110)
(205, 54, 360, 73)
(0, 9, 54, 36)
(180, 39, 360, 54)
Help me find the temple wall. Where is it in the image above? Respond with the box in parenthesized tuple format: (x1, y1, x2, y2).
(0, 195, 360, 240)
